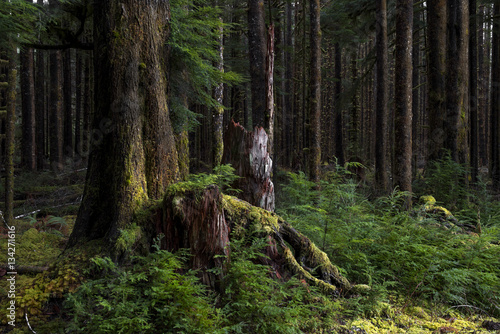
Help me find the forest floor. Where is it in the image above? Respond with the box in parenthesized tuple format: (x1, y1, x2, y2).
(0, 168, 499, 333)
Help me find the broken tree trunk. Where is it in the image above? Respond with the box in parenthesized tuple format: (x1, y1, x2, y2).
(222, 120, 275, 212)
(156, 184, 362, 296)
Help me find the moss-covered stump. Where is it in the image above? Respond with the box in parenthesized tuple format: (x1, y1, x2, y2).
(158, 183, 357, 296)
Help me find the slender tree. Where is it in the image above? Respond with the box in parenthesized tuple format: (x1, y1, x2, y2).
(35, 0, 46, 169)
(63, 48, 73, 160)
(68, 0, 179, 248)
(394, 0, 413, 197)
(49, 50, 64, 171)
(334, 43, 344, 165)
(20, 44, 36, 170)
(491, 3, 500, 188)
(4, 56, 16, 225)
(427, 0, 447, 161)
(309, 0, 321, 183)
(247, 0, 267, 128)
(375, 0, 389, 193)
(470, 0, 478, 181)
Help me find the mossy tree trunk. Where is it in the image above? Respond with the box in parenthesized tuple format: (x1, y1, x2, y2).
(68, 0, 179, 249)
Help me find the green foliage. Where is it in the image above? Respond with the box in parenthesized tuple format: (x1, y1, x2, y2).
(277, 169, 500, 318)
(65, 248, 218, 334)
(219, 236, 340, 333)
(0, 0, 38, 49)
(166, 164, 241, 197)
(168, 0, 242, 132)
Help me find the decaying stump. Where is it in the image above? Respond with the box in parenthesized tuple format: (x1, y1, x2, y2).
(158, 185, 230, 289)
(222, 120, 275, 212)
(157, 184, 362, 296)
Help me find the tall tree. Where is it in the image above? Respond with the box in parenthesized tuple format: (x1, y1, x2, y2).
(427, 0, 447, 161)
(394, 0, 413, 197)
(247, 0, 267, 128)
(375, 0, 389, 193)
(63, 48, 73, 160)
(491, 3, 500, 188)
(20, 44, 36, 170)
(4, 56, 16, 225)
(35, 0, 46, 170)
(49, 50, 64, 171)
(470, 0, 478, 181)
(334, 43, 344, 166)
(309, 0, 321, 183)
(68, 0, 179, 249)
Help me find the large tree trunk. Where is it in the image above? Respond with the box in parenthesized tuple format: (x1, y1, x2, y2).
(157, 184, 356, 295)
(68, 0, 179, 250)
(394, 0, 413, 198)
(222, 120, 275, 211)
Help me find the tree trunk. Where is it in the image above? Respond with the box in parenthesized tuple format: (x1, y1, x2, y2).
(35, 0, 45, 170)
(309, 0, 321, 183)
(266, 24, 275, 155)
(491, 3, 500, 188)
(4, 57, 16, 226)
(427, 0, 447, 162)
(63, 49, 73, 160)
(283, 0, 293, 167)
(68, 0, 179, 250)
(394, 0, 413, 198)
(49, 50, 64, 171)
(74, 50, 82, 164)
(222, 120, 275, 211)
(248, 0, 267, 128)
(375, 0, 389, 194)
(213, 18, 224, 167)
(470, 0, 478, 181)
(20, 45, 36, 170)
(334, 43, 344, 166)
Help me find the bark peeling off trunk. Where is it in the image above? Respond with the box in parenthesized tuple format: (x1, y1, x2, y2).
(222, 120, 275, 212)
(158, 185, 230, 289)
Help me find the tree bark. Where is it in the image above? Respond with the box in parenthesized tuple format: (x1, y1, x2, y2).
(427, 0, 447, 162)
(375, 0, 389, 194)
(394, 0, 413, 198)
(20, 45, 36, 170)
(248, 0, 267, 128)
(68, 0, 179, 249)
(213, 17, 224, 167)
(74, 50, 82, 164)
(222, 120, 275, 211)
(4, 57, 16, 225)
(491, 3, 500, 188)
(266, 24, 275, 155)
(309, 0, 321, 183)
(63, 49, 73, 160)
(334, 43, 344, 166)
(470, 0, 478, 181)
(49, 50, 64, 171)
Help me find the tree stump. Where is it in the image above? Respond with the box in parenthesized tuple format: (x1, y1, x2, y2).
(222, 120, 275, 212)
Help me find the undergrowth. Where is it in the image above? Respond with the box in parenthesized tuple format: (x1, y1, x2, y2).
(276, 159, 500, 319)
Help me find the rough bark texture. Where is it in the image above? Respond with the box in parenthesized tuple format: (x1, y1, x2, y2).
(309, 0, 322, 183)
(427, 0, 447, 162)
(375, 0, 389, 194)
(248, 0, 267, 128)
(266, 24, 275, 155)
(156, 185, 356, 296)
(222, 120, 275, 212)
(394, 0, 413, 196)
(68, 0, 179, 249)
(20, 45, 36, 170)
(213, 20, 224, 167)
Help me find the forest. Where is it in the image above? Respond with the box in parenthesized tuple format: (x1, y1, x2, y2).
(0, 0, 500, 333)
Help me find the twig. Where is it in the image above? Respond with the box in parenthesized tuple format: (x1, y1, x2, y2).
(0, 210, 10, 229)
(14, 199, 82, 219)
(25, 311, 37, 334)
(445, 304, 489, 315)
